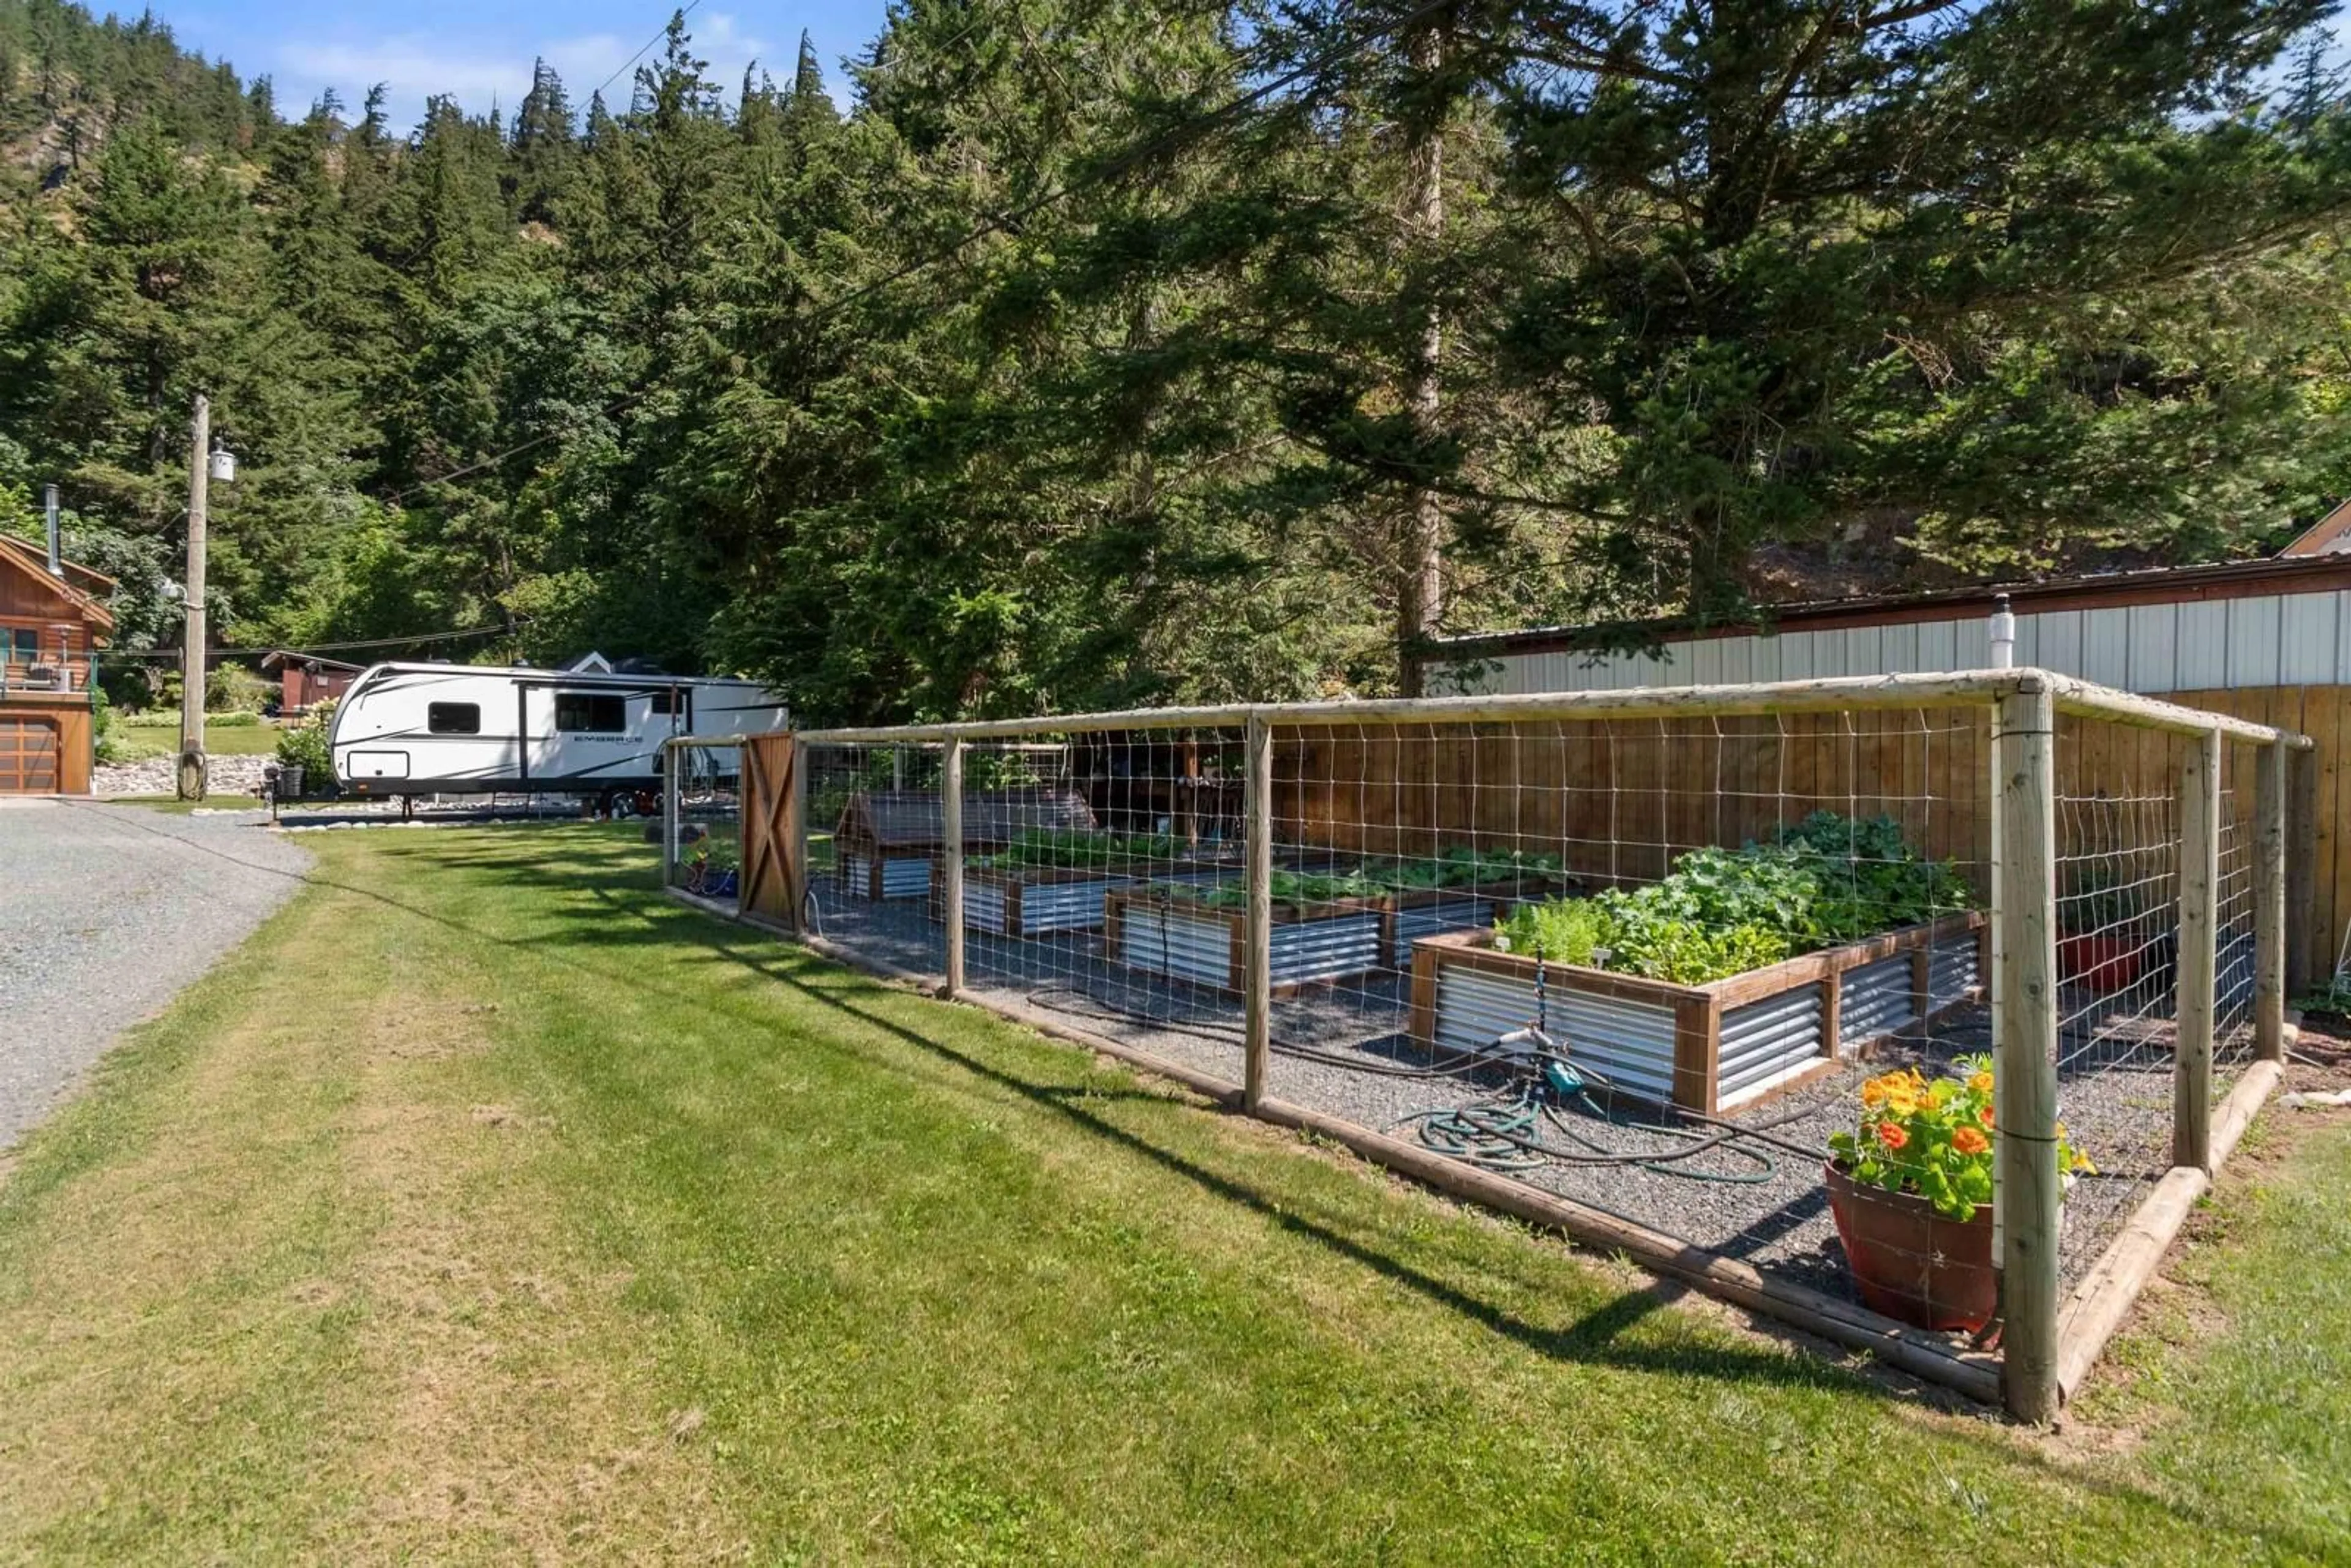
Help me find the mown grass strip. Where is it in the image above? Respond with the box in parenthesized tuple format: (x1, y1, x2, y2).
(0, 822, 2341, 1562)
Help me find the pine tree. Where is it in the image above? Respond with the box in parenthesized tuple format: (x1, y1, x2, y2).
(510, 57, 577, 225)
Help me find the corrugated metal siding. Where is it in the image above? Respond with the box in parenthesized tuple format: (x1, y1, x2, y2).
(1929, 937, 1982, 1007)
(840, 853, 929, 899)
(1120, 907, 1235, 986)
(1270, 914, 1384, 985)
(966, 883, 1008, 932)
(1390, 899, 1494, 966)
(1460, 588, 2351, 696)
(1014, 877, 1128, 934)
(1718, 985, 1826, 1108)
(1117, 906, 1382, 988)
(1838, 954, 1918, 1049)
(1429, 964, 1678, 1103)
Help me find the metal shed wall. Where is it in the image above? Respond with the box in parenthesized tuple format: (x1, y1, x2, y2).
(1447, 588, 2351, 697)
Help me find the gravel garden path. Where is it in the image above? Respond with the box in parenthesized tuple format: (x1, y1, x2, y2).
(0, 801, 311, 1150)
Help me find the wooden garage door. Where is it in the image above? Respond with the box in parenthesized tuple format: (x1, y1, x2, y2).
(0, 716, 59, 793)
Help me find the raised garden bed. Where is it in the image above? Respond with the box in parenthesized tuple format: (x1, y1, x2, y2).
(1407, 910, 1987, 1114)
(1384, 879, 1572, 967)
(1104, 886, 1395, 996)
(937, 861, 1156, 937)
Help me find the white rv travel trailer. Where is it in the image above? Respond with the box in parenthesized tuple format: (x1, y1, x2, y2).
(329, 661, 787, 810)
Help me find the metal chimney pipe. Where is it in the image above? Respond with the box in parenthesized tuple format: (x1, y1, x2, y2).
(1990, 592, 2017, 669)
(43, 484, 60, 577)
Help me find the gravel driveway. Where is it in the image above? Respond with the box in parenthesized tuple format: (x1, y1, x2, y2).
(0, 801, 311, 1151)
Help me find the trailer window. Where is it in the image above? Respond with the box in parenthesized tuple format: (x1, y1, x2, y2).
(427, 702, 481, 735)
(650, 689, 682, 716)
(555, 692, 627, 733)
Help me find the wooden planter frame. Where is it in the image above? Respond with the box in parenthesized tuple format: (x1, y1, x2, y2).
(1105, 886, 1397, 997)
(1408, 910, 1989, 1115)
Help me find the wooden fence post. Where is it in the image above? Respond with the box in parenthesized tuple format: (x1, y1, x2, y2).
(661, 739, 680, 889)
(2255, 739, 2287, 1061)
(943, 737, 965, 997)
(2175, 729, 2219, 1171)
(781, 735, 807, 932)
(1994, 681, 2061, 1424)
(1244, 713, 1272, 1112)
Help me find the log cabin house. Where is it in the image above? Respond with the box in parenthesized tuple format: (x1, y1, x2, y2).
(0, 532, 113, 793)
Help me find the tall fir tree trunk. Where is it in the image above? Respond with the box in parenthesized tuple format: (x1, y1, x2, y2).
(1394, 13, 1446, 697)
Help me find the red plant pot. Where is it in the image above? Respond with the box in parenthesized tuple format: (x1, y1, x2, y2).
(2059, 934, 2142, 992)
(1824, 1160, 1997, 1333)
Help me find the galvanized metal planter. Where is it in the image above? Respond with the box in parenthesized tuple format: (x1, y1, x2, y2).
(1408, 911, 1989, 1114)
(839, 851, 936, 901)
(1382, 878, 1575, 967)
(1105, 888, 1393, 996)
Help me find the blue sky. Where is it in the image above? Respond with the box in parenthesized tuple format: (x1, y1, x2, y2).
(156, 0, 893, 132)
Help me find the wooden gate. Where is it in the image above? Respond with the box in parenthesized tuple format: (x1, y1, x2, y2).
(740, 733, 805, 929)
(0, 716, 58, 793)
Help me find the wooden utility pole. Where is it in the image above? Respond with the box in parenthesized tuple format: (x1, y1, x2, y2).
(177, 393, 209, 802)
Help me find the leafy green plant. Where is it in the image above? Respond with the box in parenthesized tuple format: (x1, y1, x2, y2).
(274, 697, 337, 788)
(1487, 812, 1970, 985)
(1829, 1056, 2091, 1221)
(1158, 869, 1385, 912)
(1491, 898, 1611, 967)
(973, 828, 1179, 870)
(2061, 863, 2151, 937)
(1371, 846, 1570, 892)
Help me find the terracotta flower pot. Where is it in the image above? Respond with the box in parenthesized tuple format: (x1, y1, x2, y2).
(1824, 1160, 1997, 1332)
(2059, 934, 2142, 992)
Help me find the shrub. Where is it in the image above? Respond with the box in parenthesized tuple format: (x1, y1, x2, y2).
(205, 664, 274, 714)
(275, 697, 337, 788)
(91, 684, 134, 765)
(209, 710, 262, 728)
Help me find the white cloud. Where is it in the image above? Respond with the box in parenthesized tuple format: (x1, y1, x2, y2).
(272, 12, 781, 133)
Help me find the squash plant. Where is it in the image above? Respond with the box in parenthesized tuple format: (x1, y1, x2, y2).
(1492, 811, 1973, 986)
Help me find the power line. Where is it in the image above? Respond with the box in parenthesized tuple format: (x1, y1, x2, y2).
(100, 620, 530, 661)
(592, 0, 710, 103)
(386, 0, 1450, 506)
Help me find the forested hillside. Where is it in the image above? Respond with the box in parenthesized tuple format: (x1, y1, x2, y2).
(1, 0, 2347, 719)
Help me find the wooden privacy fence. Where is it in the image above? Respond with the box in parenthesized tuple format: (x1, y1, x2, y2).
(690, 669, 2307, 1421)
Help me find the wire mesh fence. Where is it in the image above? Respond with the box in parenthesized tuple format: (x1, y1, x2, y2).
(664, 738, 744, 906)
(688, 673, 2301, 1414)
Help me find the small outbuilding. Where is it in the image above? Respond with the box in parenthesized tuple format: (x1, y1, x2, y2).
(258, 650, 361, 715)
(834, 788, 1098, 900)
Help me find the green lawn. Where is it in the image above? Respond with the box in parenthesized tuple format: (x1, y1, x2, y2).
(110, 716, 283, 759)
(1, 825, 2344, 1562)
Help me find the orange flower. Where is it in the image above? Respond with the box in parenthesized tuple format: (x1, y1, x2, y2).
(1978, 1104, 1995, 1128)
(1968, 1070, 1994, 1095)
(1951, 1125, 1990, 1156)
(1875, 1121, 1910, 1151)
